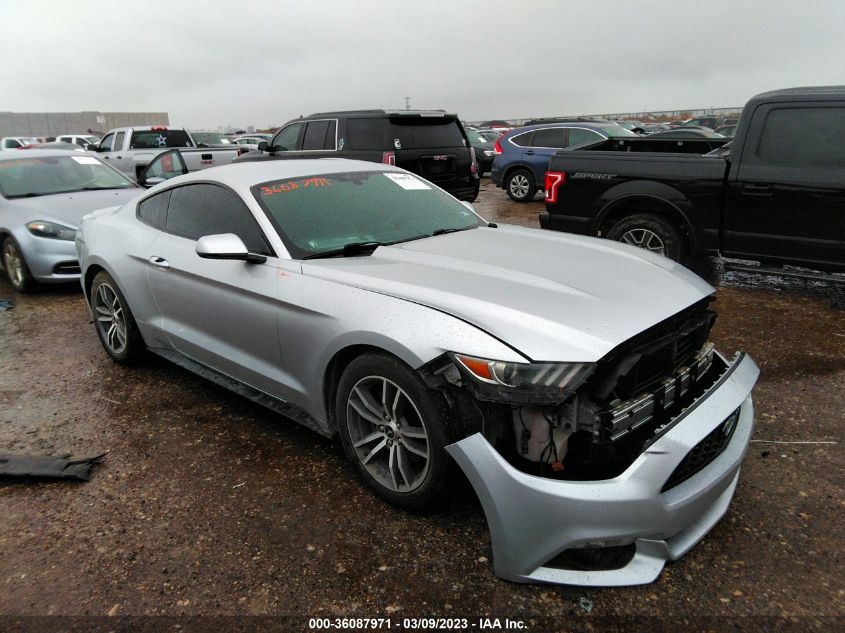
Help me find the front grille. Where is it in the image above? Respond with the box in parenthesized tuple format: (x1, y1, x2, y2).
(53, 261, 81, 275)
(661, 407, 740, 492)
(627, 319, 712, 397)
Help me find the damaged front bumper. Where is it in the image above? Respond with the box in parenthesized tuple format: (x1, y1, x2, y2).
(446, 352, 759, 587)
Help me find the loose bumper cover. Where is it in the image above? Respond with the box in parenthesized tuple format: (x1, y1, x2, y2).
(446, 352, 759, 587)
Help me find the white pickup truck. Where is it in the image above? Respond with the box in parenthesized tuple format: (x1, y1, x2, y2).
(89, 126, 198, 179)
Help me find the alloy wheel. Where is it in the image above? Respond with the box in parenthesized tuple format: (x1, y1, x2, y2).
(93, 282, 128, 355)
(346, 376, 430, 493)
(509, 174, 530, 199)
(3, 241, 24, 288)
(620, 228, 666, 255)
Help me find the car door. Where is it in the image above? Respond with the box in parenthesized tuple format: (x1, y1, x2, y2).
(102, 130, 129, 175)
(724, 104, 845, 269)
(145, 182, 287, 395)
(95, 132, 116, 165)
(525, 127, 567, 185)
(138, 149, 188, 187)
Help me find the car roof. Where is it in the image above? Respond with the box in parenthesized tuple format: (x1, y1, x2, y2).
(305, 109, 455, 118)
(505, 121, 617, 136)
(165, 158, 404, 189)
(750, 85, 845, 103)
(0, 149, 94, 161)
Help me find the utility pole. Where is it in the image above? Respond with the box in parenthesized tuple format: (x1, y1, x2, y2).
(405, 97, 411, 111)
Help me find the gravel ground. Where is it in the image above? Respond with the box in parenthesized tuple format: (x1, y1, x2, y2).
(1, 180, 843, 630)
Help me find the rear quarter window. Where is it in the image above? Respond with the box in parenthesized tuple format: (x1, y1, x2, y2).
(137, 189, 171, 229)
(345, 118, 388, 150)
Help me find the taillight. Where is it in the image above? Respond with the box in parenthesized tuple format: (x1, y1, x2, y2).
(382, 151, 395, 165)
(151, 126, 168, 131)
(544, 171, 566, 203)
(470, 148, 478, 174)
(237, 147, 248, 156)
(493, 138, 503, 154)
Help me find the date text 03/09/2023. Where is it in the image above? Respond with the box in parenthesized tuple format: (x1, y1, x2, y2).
(307, 617, 528, 630)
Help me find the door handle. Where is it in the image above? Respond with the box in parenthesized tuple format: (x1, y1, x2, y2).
(742, 183, 773, 196)
(116, 155, 122, 159)
(148, 256, 170, 269)
(524, 150, 535, 155)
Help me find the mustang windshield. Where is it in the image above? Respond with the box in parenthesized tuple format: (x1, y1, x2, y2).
(253, 170, 483, 259)
(0, 156, 135, 199)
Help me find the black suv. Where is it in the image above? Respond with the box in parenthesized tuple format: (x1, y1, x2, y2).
(236, 110, 479, 201)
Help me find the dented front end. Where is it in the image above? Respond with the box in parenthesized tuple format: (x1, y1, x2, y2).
(422, 300, 760, 586)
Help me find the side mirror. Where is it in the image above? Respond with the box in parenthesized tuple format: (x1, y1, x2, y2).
(196, 233, 266, 263)
(257, 141, 269, 152)
(142, 176, 165, 188)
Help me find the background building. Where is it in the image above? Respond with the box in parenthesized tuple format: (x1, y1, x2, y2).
(0, 111, 169, 138)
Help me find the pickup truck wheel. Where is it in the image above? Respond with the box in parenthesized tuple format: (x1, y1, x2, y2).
(607, 214, 684, 261)
(506, 169, 536, 202)
(336, 353, 455, 511)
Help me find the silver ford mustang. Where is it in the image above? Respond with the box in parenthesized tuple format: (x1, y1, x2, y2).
(75, 159, 758, 587)
(0, 150, 139, 292)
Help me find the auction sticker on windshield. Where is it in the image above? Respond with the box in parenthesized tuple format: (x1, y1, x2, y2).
(72, 156, 100, 165)
(383, 173, 430, 190)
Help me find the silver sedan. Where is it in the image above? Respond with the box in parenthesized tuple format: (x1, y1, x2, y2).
(75, 159, 758, 586)
(0, 150, 140, 292)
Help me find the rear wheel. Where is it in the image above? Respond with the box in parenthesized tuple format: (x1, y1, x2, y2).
(90, 271, 144, 364)
(606, 213, 684, 261)
(505, 169, 536, 202)
(335, 353, 456, 511)
(2, 237, 38, 293)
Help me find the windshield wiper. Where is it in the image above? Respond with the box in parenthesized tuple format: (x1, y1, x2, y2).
(303, 241, 384, 259)
(76, 186, 132, 191)
(6, 192, 48, 199)
(431, 227, 462, 236)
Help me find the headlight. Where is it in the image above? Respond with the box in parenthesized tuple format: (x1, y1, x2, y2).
(483, 150, 495, 156)
(26, 221, 76, 241)
(451, 353, 595, 404)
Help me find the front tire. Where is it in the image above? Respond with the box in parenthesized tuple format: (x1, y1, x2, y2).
(2, 236, 38, 293)
(90, 271, 144, 364)
(606, 213, 684, 261)
(505, 168, 536, 202)
(335, 353, 456, 511)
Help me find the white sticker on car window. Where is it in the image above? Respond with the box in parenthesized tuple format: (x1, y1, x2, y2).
(384, 173, 430, 190)
(72, 156, 101, 165)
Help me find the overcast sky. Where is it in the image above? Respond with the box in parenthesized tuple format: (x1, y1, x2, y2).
(1, 0, 843, 129)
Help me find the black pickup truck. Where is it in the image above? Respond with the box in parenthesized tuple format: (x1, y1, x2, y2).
(540, 87, 845, 273)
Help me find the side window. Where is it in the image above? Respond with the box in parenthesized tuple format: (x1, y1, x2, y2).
(137, 189, 171, 229)
(567, 128, 603, 147)
(345, 118, 386, 150)
(324, 120, 337, 150)
(166, 183, 271, 254)
(6, 139, 22, 148)
(272, 123, 303, 151)
(113, 132, 125, 152)
(509, 132, 533, 147)
(144, 151, 186, 181)
(756, 107, 845, 168)
(531, 128, 566, 148)
(99, 133, 115, 152)
(302, 120, 331, 151)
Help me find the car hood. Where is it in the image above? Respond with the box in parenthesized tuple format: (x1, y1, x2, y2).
(302, 225, 714, 363)
(6, 188, 140, 228)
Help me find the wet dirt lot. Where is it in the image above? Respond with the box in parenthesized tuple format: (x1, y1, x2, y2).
(1, 179, 843, 629)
